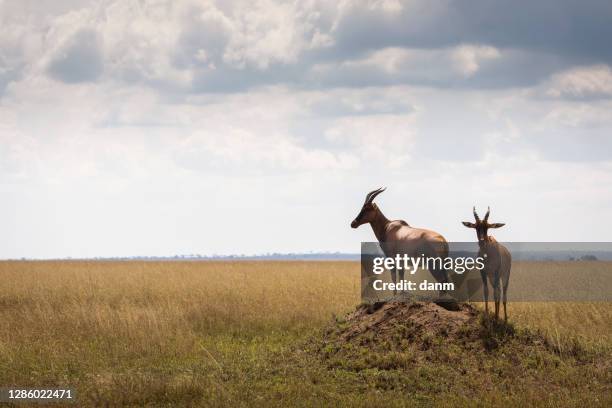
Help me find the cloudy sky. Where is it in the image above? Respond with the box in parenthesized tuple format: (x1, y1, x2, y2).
(1, 0, 611, 258)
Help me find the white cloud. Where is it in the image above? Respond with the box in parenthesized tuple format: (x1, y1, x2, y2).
(1, 0, 338, 91)
(325, 113, 417, 167)
(1, 0, 612, 257)
(451, 45, 501, 77)
(2, 78, 612, 257)
(538, 101, 612, 129)
(312, 44, 502, 85)
(545, 65, 612, 99)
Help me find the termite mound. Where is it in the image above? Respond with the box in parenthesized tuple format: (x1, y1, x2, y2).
(329, 301, 480, 348)
(310, 300, 608, 405)
(315, 300, 582, 370)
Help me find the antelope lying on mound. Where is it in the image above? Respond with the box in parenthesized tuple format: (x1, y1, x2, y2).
(462, 207, 511, 321)
(351, 187, 451, 297)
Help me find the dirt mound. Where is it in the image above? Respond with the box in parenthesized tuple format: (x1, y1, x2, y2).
(310, 301, 609, 404)
(338, 301, 478, 344)
(317, 300, 562, 365)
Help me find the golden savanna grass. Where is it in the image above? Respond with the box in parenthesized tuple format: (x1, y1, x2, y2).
(0, 261, 610, 406)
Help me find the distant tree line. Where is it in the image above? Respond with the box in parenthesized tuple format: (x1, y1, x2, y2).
(568, 255, 599, 261)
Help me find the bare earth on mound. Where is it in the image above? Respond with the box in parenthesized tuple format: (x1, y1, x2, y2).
(340, 301, 478, 344)
(320, 299, 553, 358)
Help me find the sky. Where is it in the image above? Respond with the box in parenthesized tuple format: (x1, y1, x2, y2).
(1, 0, 611, 258)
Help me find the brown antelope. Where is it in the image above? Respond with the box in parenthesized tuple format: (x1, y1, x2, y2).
(462, 207, 511, 321)
(351, 187, 451, 296)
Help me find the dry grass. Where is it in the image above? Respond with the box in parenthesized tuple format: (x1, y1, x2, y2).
(0, 260, 357, 335)
(0, 260, 610, 406)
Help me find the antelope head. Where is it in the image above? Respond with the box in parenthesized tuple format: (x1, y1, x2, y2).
(351, 187, 386, 228)
(462, 206, 505, 246)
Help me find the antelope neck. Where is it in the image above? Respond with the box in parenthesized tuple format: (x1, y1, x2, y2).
(369, 205, 391, 243)
(479, 237, 494, 252)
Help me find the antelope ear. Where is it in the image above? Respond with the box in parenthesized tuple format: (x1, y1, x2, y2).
(462, 221, 476, 228)
(488, 223, 505, 228)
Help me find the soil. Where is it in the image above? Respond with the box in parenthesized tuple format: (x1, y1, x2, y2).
(338, 301, 479, 344)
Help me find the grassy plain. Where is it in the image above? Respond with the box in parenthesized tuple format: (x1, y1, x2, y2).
(0, 261, 610, 406)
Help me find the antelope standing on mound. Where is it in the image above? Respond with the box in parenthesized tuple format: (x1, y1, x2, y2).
(351, 187, 451, 296)
(462, 207, 511, 321)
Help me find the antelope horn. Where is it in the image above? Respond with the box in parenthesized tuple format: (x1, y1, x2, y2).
(484, 206, 491, 222)
(473, 206, 481, 223)
(365, 187, 386, 204)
